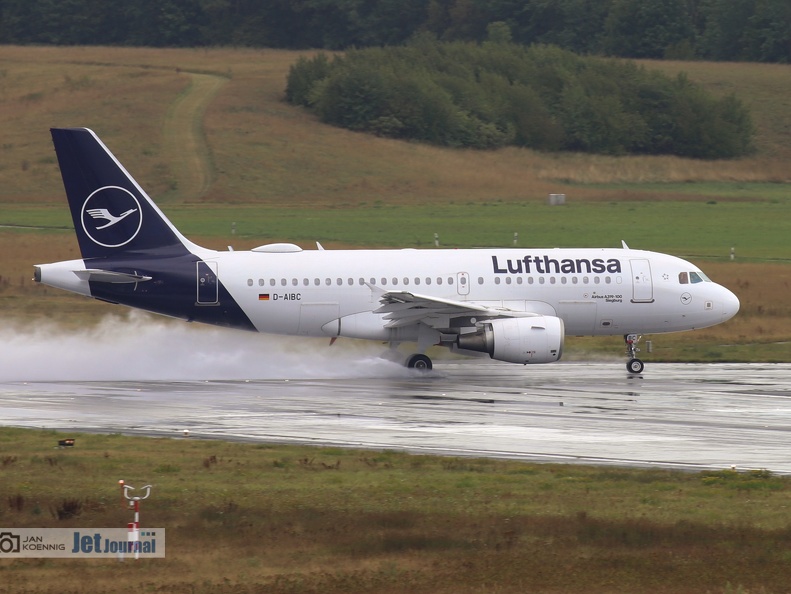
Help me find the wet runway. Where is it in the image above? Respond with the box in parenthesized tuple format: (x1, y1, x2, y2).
(3, 361, 791, 474)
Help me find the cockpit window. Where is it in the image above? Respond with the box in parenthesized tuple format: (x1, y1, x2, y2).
(680, 271, 711, 284)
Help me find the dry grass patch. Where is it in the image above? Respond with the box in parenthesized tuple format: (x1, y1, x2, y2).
(4, 47, 790, 210)
(2, 429, 791, 593)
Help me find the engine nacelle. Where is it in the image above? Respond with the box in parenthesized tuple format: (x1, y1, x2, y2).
(456, 316, 564, 364)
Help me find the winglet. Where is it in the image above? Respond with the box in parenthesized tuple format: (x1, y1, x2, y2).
(621, 240, 630, 249)
(364, 281, 386, 298)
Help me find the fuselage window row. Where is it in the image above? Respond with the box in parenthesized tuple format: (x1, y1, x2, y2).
(249, 277, 466, 288)
(250, 276, 615, 289)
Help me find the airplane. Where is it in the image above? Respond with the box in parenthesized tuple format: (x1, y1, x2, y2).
(35, 128, 740, 374)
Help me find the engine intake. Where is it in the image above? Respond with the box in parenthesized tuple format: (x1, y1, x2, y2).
(457, 316, 564, 364)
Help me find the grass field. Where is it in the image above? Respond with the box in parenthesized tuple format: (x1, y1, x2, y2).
(1, 46, 791, 361)
(3, 427, 791, 594)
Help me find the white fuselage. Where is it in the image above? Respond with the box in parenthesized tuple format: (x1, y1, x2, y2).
(202, 246, 738, 340)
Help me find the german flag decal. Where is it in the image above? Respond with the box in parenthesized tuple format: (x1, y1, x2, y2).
(258, 294, 270, 301)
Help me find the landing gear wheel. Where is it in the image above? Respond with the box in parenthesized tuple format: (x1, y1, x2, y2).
(624, 333, 644, 374)
(406, 354, 433, 371)
(626, 358, 645, 374)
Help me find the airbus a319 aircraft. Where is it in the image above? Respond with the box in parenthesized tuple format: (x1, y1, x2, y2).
(35, 128, 740, 373)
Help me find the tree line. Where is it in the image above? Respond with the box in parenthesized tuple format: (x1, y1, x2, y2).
(1, 0, 789, 63)
(287, 39, 754, 158)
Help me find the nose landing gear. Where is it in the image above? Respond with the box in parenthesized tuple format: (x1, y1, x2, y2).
(625, 334, 644, 374)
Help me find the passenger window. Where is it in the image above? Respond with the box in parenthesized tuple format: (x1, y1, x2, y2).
(679, 272, 689, 284)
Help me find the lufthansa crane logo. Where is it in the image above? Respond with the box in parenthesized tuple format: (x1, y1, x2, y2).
(81, 186, 142, 248)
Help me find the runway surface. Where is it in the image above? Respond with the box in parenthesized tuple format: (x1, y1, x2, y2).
(3, 361, 791, 474)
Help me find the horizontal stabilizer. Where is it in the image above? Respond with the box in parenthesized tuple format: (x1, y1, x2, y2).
(73, 269, 153, 284)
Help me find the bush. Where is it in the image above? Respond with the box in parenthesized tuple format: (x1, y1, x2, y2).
(285, 40, 753, 158)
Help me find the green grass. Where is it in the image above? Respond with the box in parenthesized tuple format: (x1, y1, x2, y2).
(579, 181, 791, 201)
(5, 199, 790, 261)
(2, 427, 791, 593)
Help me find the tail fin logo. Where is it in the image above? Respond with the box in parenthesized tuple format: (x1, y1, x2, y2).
(81, 186, 143, 248)
(86, 207, 138, 229)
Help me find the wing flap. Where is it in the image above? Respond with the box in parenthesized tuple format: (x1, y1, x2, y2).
(375, 290, 536, 330)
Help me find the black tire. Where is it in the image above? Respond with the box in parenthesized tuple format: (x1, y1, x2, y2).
(406, 354, 433, 371)
(627, 358, 644, 374)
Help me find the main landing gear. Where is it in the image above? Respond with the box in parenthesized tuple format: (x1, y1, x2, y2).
(406, 353, 433, 371)
(624, 334, 644, 374)
(382, 345, 434, 371)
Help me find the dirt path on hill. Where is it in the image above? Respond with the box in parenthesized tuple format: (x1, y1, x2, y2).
(162, 72, 228, 200)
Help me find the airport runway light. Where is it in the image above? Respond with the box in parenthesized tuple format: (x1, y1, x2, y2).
(119, 480, 152, 560)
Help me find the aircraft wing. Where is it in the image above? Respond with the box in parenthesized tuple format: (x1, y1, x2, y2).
(374, 290, 535, 329)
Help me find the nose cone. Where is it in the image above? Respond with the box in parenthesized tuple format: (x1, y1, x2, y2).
(721, 285, 740, 322)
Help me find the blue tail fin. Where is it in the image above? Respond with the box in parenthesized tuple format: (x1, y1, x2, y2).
(50, 128, 193, 259)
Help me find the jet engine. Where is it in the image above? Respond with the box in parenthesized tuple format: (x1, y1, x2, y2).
(456, 316, 564, 364)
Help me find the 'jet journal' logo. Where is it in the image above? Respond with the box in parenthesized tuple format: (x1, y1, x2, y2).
(81, 186, 142, 248)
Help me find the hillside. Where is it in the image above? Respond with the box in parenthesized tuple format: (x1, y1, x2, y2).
(1, 45, 790, 209)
